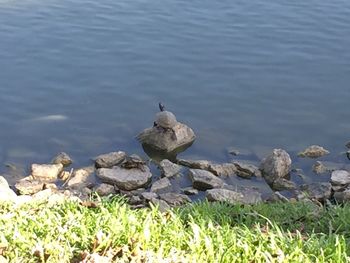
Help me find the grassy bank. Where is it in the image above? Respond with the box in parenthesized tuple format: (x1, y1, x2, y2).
(0, 197, 349, 262)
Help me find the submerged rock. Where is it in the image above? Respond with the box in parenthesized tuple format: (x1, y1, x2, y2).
(345, 141, 350, 149)
(312, 161, 328, 174)
(298, 145, 329, 158)
(96, 166, 152, 191)
(94, 151, 126, 168)
(260, 149, 291, 184)
(52, 152, 73, 167)
(330, 170, 350, 186)
(189, 169, 224, 190)
(159, 159, 182, 178)
(31, 163, 63, 182)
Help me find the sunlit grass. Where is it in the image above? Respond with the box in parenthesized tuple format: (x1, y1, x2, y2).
(0, 196, 349, 262)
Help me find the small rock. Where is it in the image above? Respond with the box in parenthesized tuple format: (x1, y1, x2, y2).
(141, 192, 158, 201)
(208, 163, 237, 176)
(312, 161, 328, 174)
(183, 187, 198, 195)
(189, 169, 224, 190)
(43, 183, 58, 191)
(298, 145, 329, 158)
(96, 166, 152, 191)
(159, 193, 191, 206)
(260, 149, 291, 184)
(301, 182, 332, 201)
(67, 168, 94, 189)
(129, 195, 143, 205)
(95, 151, 126, 168)
(272, 178, 297, 191)
(151, 178, 172, 193)
(31, 163, 63, 182)
(330, 170, 350, 185)
(159, 159, 182, 178)
(150, 198, 171, 212)
(51, 152, 73, 167)
(94, 183, 116, 196)
(0, 176, 17, 202)
(15, 177, 44, 195)
(334, 188, 350, 202)
(206, 188, 261, 204)
(177, 159, 211, 170)
(232, 161, 261, 178)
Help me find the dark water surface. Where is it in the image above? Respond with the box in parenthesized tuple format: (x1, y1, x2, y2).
(1, 0, 350, 181)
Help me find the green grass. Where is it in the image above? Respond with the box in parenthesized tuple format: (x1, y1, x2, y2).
(0, 196, 349, 262)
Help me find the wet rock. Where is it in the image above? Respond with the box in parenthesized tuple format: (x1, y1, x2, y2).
(301, 182, 332, 201)
(227, 147, 240, 156)
(67, 167, 94, 189)
(0, 176, 17, 202)
(141, 192, 158, 201)
(178, 159, 211, 170)
(94, 183, 116, 196)
(159, 193, 191, 206)
(312, 161, 328, 174)
(271, 178, 297, 191)
(232, 161, 261, 178)
(97, 166, 152, 191)
(159, 159, 182, 178)
(150, 198, 171, 212)
(206, 188, 261, 205)
(183, 187, 198, 195)
(94, 151, 126, 168)
(260, 149, 291, 184)
(330, 170, 350, 185)
(151, 178, 172, 193)
(189, 169, 224, 190)
(345, 141, 350, 149)
(51, 152, 73, 167)
(333, 188, 350, 202)
(137, 120, 195, 153)
(31, 163, 63, 181)
(15, 177, 44, 195)
(208, 163, 237, 176)
(298, 145, 329, 158)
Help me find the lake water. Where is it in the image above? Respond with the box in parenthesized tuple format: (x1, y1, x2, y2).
(0, 0, 350, 181)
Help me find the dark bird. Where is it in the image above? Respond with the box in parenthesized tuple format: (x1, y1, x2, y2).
(159, 102, 165, 112)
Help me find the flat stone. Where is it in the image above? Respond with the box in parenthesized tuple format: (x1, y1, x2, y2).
(51, 152, 73, 167)
(206, 188, 261, 205)
(189, 169, 224, 190)
(15, 177, 44, 195)
(94, 151, 126, 168)
(272, 178, 297, 191)
(208, 163, 237, 176)
(31, 163, 63, 181)
(301, 182, 332, 201)
(331, 170, 350, 185)
(159, 159, 182, 178)
(334, 187, 350, 203)
(178, 159, 211, 170)
(159, 193, 191, 206)
(97, 166, 152, 191)
(151, 178, 172, 193)
(298, 145, 330, 158)
(260, 149, 291, 184)
(137, 122, 196, 153)
(232, 161, 261, 178)
(94, 183, 116, 196)
(312, 161, 328, 174)
(183, 187, 198, 195)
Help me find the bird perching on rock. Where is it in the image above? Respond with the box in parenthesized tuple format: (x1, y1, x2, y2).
(137, 103, 196, 155)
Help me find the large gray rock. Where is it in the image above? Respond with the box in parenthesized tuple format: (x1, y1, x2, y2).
(189, 169, 224, 190)
(96, 166, 152, 191)
(206, 188, 261, 204)
(150, 178, 172, 193)
(31, 163, 63, 181)
(208, 163, 237, 176)
(232, 161, 261, 178)
(159, 159, 182, 178)
(298, 145, 329, 158)
(301, 182, 332, 201)
(0, 176, 17, 202)
(159, 193, 191, 206)
(137, 121, 195, 153)
(260, 149, 291, 184)
(95, 151, 126, 168)
(331, 170, 350, 185)
(52, 152, 73, 167)
(178, 159, 211, 170)
(15, 177, 44, 195)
